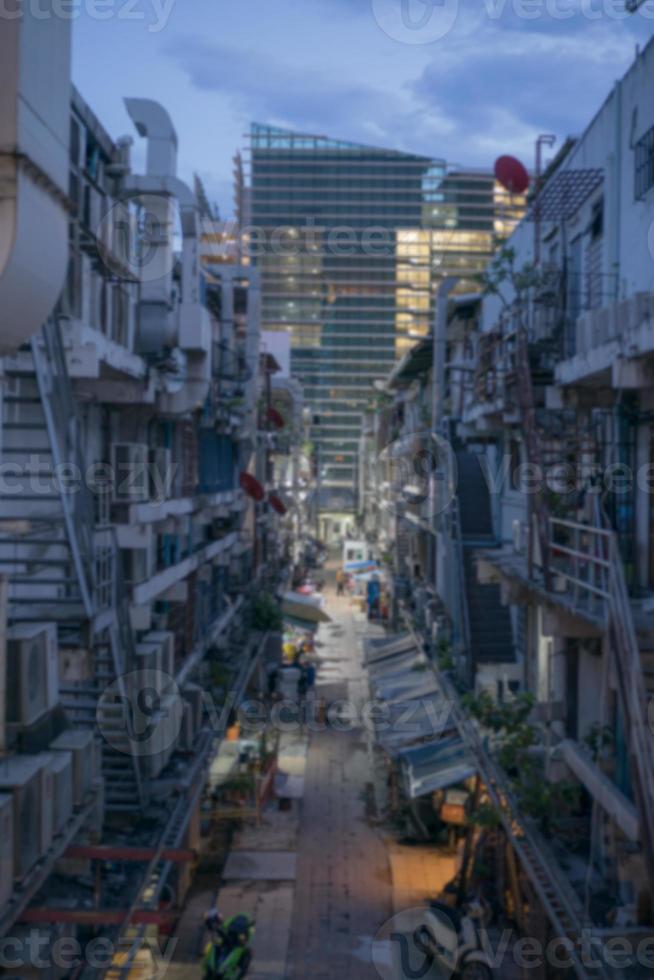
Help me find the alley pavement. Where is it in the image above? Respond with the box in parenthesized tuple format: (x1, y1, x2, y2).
(169, 572, 461, 979)
(285, 587, 394, 979)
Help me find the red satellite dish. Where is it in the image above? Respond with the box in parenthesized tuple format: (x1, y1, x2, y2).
(239, 472, 265, 502)
(494, 155, 530, 195)
(267, 407, 285, 429)
(269, 494, 287, 516)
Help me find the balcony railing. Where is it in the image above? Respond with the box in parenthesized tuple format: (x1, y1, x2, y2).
(572, 291, 654, 358)
(548, 517, 611, 623)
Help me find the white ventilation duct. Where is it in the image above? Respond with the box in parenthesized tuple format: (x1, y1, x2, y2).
(0, 8, 71, 353)
(123, 98, 201, 354)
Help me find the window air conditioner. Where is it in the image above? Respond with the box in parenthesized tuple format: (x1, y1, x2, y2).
(138, 631, 175, 683)
(149, 448, 173, 501)
(111, 443, 149, 503)
(0, 795, 13, 906)
(0, 756, 43, 879)
(38, 751, 73, 837)
(183, 684, 204, 732)
(180, 700, 196, 751)
(6, 623, 59, 728)
(49, 730, 94, 807)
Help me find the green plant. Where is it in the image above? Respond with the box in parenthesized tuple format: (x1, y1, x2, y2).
(436, 636, 455, 671)
(583, 723, 613, 761)
(470, 804, 501, 830)
(250, 593, 283, 632)
(463, 690, 580, 833)
(221, 773, 255, 798)
(210, 663, 233, 690)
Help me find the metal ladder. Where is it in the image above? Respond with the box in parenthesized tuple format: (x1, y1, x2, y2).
(512, 311, 654, 903)
(423, 640, 616, 980)
(513, 313, 654, 893)
(513, 322, 551, 586)
(10, 318, 146, 812)
(606, 534, 654, 890)
(103, 793, 193, 979)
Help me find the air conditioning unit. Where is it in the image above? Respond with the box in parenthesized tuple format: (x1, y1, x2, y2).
(183, 684, 204, 732)
(89, 778, 105, 837)
(0, 795, 13, 907)
(37, 756, 54, 854)
(49, 731, 94, 807)
(111, 443, 149, 503)
(160, 693, 184, 769)
(38, 751, 73, 837)
(123, 548, 151, 587)
(143, 707, 167, 780)
(6, 623, 59, 728)
(138, 631, 175, 684)
(180, 701, 196, 751)
(149, 447, 173, 501)
(0, 756, 43, 879)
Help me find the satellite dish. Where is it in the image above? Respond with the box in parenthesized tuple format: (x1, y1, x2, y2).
(494, 155, 530, 195)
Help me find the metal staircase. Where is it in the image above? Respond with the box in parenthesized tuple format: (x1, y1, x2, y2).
(453, 450, 516, 676)
(1, 318, 144, 812)
(404, 614, 616, 980)
(512, 310, 654, 893)
(606, 534, 654, 889)
(513, 322, 552, 585)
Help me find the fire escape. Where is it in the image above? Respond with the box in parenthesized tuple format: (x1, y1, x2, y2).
(486, 278, 654, 896)
(1, 318, 145, 812)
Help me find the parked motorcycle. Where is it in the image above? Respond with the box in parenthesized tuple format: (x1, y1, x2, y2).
(416, 900, 494, 980)
(202, 913, 255, 980)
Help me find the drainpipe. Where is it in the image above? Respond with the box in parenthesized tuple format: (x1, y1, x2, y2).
(612, 78, 622, 300)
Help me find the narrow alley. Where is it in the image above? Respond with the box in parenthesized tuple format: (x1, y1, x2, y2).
(285, 582, 393, 979)
(181, 568, 459, 980)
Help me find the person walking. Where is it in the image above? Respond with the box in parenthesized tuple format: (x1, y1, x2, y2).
(336, 568, 345, 596)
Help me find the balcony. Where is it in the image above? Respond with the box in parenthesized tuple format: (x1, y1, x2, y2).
(477, 517, 610, 633)
(131, 530, 238, 607)
(62, 319, 148, 393)
(556, 292, 654, 388)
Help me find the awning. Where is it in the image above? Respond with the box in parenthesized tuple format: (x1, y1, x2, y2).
(282, 591, 331, 625)
(375, 693, 457, 755)
(368, 648, 427, 681)
(282, 614, 319, 633)
(372, 671, 441, 705)
(344, 559, 377, 573)
(364, 633, 416, 665)
(399, 736, 476, 799)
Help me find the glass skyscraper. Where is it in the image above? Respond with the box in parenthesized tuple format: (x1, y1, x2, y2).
(246, 124, 523, 499)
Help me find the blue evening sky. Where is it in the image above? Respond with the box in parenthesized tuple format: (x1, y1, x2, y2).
(72, 0, 654, 217)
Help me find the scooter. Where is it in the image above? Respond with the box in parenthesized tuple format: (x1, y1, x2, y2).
(202, 913, 255, 980)
(416, 900, 494, 980)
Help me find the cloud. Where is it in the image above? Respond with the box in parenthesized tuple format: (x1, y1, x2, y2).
(165, 14, 649, 173)
(164, 35, 415, 137)
(409, 19, 639, 162)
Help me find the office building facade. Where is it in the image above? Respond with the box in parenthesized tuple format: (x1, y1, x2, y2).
(247, 124, 523, 499)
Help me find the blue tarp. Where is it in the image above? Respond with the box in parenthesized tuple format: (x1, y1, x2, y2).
(398, 736, 476, 799)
